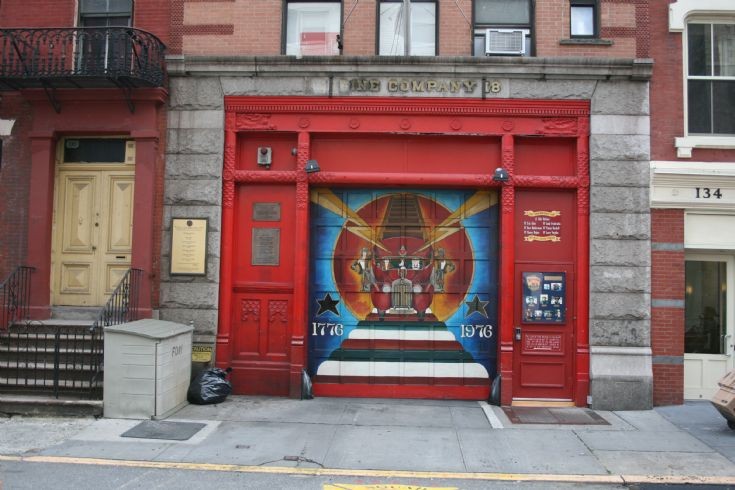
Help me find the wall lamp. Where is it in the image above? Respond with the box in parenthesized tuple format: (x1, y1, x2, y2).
(305, 159, 321, 173)
(493, 167, 509, 182)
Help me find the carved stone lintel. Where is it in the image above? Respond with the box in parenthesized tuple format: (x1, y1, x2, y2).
(236, 113, 277, 131)
(539, 118, 578, 135)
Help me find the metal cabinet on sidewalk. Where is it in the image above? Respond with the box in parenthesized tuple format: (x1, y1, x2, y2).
(104, 319, 194, 419)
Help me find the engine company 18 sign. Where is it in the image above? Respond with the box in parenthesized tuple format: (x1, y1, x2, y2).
(522, 210, 561, 242)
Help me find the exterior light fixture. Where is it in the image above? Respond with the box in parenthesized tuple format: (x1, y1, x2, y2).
(305, 159, 320, 173)
(492, 167, 509, 182)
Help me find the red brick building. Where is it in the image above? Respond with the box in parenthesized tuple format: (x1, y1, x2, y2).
(650, 0, 735, 405)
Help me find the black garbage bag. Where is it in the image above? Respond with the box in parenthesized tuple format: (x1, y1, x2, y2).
(187, 367, 232, 405)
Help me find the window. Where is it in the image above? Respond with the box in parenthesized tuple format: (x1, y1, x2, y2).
(570, 0, 597, 38)
(79, 0, 132, 27)
(687, 22, 735, 135)
(379, 0, 436, 56)
(685, 260, 727, 355)
(285, 2, 341, 56)
(77, 0, 133, 74)
(473, 0, 531, 56)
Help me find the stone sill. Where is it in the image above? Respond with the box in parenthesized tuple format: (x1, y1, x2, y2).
(559, 38, 614, 46)
(675, 135, 735, 158)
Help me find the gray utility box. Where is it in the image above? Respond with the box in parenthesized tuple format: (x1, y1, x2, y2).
(104, 320, 194, 419)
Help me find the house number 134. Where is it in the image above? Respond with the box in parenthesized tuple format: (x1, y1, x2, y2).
(695, 187, 722, 199)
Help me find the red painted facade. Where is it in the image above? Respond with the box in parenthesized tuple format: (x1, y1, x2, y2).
(217, 97, 590, 404)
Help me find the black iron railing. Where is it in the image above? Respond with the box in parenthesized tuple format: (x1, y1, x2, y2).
(0, 321, 103, 398)
(0, 268, 142, 399)
(88, 267, 143, 397)
(0, 27, 166, 90)
(1, 266, 34, 331)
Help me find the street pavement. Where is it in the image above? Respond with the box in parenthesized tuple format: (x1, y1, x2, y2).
(0, 397, 733, 488)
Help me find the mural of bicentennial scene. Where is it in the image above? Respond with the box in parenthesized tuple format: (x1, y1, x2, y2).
(309, 188, 499, 391)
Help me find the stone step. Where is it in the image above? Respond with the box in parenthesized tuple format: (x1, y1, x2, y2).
(0, 394, 102, 417)
(50, 306, 101, 321)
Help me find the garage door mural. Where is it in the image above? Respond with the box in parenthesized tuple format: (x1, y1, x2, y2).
(309, 188, 498, 395)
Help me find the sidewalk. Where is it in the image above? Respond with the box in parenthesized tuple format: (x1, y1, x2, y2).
(0, 397, 733, 484)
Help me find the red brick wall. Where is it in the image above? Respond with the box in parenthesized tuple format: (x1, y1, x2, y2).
(651, 208, 685, 406)
(439, 0, 471, 56)
(0, 0, 75, 27)
(535, 0, 648, 58)
(0, 95, 32, 279)
(650, 0, 735, 162)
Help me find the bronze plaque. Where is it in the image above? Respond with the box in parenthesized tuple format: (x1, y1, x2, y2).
(253, 202, 281, 222)
(252, 228, 280, 266)
(170, 218, 208, 275)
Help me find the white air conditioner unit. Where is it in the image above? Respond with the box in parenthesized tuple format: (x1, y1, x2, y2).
(485, 29, 526, 55)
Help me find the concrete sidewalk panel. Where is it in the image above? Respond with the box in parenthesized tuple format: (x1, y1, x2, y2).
(450, 405, 492, 429)
(323, 425, 466, 472)
(0, 417, 94, 455)
(154, 421, 337, 466)
(594, 450, 735, 476)
(613, 410, 679, 431)
(577, 430, 713, 452)
(39, 440, 173, 461)
(174, 397, 348, 424)
(457, 429, 608, 475)
(338, 401, 458, 428)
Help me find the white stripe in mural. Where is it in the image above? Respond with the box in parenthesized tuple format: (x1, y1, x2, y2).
(316, 360, 489, 378)
(348, 328, 456, 342)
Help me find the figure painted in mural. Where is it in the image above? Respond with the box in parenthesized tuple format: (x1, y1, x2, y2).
(430, 248, 455, 292)
(350, 247, 376, 292)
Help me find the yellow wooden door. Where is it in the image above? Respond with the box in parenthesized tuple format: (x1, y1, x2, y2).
(52, 168, 134, 306)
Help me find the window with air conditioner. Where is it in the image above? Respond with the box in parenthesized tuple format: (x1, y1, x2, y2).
(473, 0, 531, 56)
(285, 1, 341, 56)
(378, 0, 436, 56)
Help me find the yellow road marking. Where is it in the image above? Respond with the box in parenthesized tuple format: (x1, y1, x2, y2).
(324, 485, 457, 490)
(0, 455, 734, 486)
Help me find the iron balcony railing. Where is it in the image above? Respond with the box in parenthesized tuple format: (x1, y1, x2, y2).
(0, 27, 165, 90)
(0, 266, 34, 331)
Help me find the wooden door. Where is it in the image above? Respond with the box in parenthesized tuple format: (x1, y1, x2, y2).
(52, 168, 134, 306)
(229, 185, 296, 395)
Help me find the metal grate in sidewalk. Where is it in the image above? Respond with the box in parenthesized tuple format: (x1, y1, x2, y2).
(502, 406, 609, 425)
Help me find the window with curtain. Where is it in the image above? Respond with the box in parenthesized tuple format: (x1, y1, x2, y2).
(472, 0, 531, 57)
(285, 2, 341, 56)
(379, 0, 436, 56)
(687, 23, 735, 135)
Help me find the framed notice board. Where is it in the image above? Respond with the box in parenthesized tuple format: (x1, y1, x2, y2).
(170, 218, 208, 276)
(522, 272, 566, 323)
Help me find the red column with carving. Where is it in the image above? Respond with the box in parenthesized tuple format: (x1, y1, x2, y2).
(290, 131, 310, 397)
(575, 117, 591, 406)
(130, 134, 157, 317)
(499, 133, 515, 405)
(216, 114, 237, 367)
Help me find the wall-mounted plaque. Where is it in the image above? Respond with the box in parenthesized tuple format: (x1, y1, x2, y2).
(522, 210, 562, 242)
(252, 228, 280, 266)
(522, 272, 566, 324)
(170, 218, 208, 275)
(253, 202, 281, 221)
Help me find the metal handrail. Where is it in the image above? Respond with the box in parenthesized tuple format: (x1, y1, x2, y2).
(88, 267, 143, 397)
(0, 27, 166, 87)
(0, 266, 34, 331)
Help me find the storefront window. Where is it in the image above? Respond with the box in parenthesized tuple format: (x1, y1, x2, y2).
(685, 260, 727, 354)
(285, 2, 341, 56)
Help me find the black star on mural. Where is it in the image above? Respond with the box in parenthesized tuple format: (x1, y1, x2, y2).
(316, 293, 340, 316)
(465, 294, 489, 319)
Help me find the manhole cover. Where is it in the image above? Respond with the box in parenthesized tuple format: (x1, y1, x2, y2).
(121, 421, 206, 441)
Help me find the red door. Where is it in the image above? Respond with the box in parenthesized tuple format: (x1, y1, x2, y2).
(512, 265, 575, 401)
(229, 185, 295, 395)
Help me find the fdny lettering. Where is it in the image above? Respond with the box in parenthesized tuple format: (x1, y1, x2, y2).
(348, 78, 496, 95)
